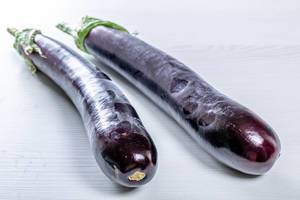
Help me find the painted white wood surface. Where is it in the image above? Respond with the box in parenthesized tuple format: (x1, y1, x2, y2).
(1, 0, 300, 199)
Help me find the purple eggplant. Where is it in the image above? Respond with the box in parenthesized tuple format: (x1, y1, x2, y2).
(7, 28, 157, 187)
(57, 17, 281, 175)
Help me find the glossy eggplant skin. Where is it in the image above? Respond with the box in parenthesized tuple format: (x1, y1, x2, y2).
(83, 26, 280, 175)
(20, 34, 157, 187)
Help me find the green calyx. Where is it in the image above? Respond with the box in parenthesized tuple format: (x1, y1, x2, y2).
(7, 28, 44, 73)
(56, 16, 129, 52)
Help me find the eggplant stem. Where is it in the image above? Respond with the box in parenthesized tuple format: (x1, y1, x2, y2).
(57, 16, 129, 52)
(7, 27, 44, 73)
(56, 23, 77, 38)
(7, 28, 19, 37)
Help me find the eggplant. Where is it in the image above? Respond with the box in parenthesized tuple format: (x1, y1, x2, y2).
(57, 16, 281, 175)
(7, 28, 157, 187)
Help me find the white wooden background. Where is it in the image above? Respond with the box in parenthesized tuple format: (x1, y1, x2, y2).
(1, 0, 300, 199)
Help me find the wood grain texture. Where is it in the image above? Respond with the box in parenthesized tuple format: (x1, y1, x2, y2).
(1, 0, 300, 199)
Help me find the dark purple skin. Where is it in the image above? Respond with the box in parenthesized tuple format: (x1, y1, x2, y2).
(19, 34, 157, 187)
(83, 26, 281, 175)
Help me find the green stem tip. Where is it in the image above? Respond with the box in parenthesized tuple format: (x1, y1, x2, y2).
(7, 27, 19, 37)
(56, 23, 77, 38)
